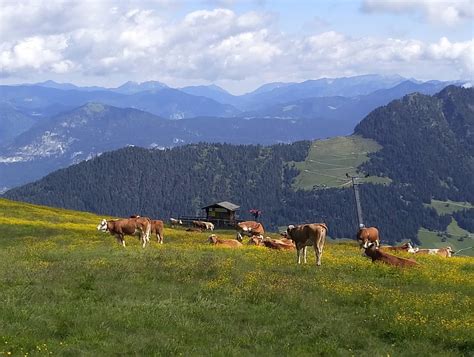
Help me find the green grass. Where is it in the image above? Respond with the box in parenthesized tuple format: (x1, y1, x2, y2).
(1, 198, 473, 356)
(418, 218, 474, 256)
(427, 199, 474, 215)
(293, 135, 391, 190)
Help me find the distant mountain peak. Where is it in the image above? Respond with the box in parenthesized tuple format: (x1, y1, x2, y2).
(114, 80, 168, 94)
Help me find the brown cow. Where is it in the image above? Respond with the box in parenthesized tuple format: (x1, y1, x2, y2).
(261, 237, 295, 251)
(379, 242, 413, 252)
(410, 246, 454, 258)
(358, 226, 380, 248)
(286, 223, 328, 266)
(236, 221, 265, 242)
(208, 234, 243, 248)
(97, 217, 151, 248)
(151, 220, 164, 244)
(364, 242, 418, 267)
(193, 221, 214, 231)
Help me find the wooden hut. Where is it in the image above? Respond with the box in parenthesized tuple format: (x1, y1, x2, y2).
(201, 201, 240, 227)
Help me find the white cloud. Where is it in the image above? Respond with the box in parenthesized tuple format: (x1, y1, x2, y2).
(0, 1, 472, 92)
(361, 0, 474, 26)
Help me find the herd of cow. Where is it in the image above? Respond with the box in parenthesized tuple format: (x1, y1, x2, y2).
(96, 216, 455, 268)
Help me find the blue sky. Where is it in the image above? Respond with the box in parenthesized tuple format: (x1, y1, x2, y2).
(1, 0, 472, 94)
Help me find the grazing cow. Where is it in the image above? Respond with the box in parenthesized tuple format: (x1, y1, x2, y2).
(286, 223, 328, 266)
(170, 218, 183, 227)
(151, 220, 164, 244)
(379, 242, 413, 252)
(193, 221, 214, 231)
(364, 242, 418, 267)
(208, 234, 243, 248)
(357, 226, 380, 248)
(97, 217, 151, 248)
(236, 221, 265, 242)
(410, 246, 454, 258)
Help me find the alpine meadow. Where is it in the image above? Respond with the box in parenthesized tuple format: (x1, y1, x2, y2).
(1, 1, 474, 356)
(0, 198, 473, 356)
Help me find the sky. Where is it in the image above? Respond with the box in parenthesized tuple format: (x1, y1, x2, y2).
(1, 0, 473, 94)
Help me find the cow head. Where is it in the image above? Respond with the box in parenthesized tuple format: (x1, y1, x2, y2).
(286, 224, 295, 236)
(97, 219, 108, 232)
(208, 234, 218, 244)
(446, 246, 454, 257)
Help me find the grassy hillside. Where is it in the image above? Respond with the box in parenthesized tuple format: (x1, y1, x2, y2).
(0, 198, 473, 356)
(293, 135, 391, 190)
(428, 199, 474, 215)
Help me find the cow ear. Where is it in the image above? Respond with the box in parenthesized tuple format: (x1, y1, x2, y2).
(288, 225, 295, 230)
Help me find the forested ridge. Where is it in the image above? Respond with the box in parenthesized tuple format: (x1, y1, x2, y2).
(4, 86, 473, 243)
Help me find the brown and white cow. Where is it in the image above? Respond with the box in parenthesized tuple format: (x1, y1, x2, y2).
(357, 226, 380, 248)
(364, 242, 418, 267)
(410, 246, 454, 258)
(208, 234, 243, 248)
(193, 221, 214, 231)
(261, 237, 295, 251)
(151, 220, 164, 244)
(97, 217, 151, 248)
(379, 242, 413, 252)
(170, 218, 183, 227)
(286, 223, 328, 266)
(236, 221, 265, 242)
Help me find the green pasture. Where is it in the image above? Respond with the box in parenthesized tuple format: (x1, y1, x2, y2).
(0, 198, 473, 356)
(292, 135, 391, 190)
(427, 199, 474, 215)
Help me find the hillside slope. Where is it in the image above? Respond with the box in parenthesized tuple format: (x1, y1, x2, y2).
(0, 197, 472, 355)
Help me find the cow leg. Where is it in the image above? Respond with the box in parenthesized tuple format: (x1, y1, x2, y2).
(116, 234, 125, 247)
(315, 239, 325, 266)
(296, 246, 303, 264)
(303, 246, 308, 264)
(158, 233, 163, 244)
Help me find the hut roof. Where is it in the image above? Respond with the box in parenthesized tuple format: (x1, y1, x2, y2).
(201, 201, 240, 211)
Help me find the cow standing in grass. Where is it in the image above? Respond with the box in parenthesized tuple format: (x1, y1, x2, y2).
(357, 226, 380, 248)
(286, 223, 328, 266)
(97, 217, 151, 248)
(151, 220, 164, 244)
(236, 221, 265, 242)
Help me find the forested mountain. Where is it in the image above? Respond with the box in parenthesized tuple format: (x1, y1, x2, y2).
(2, 143, 450, 243)
(0, 103, 345, 189)
(4, 86, 472, 243)
(355, 85, 474, 203)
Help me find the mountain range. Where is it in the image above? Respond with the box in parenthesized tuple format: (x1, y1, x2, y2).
(4, 86, 473, 244)
(0, 74, 467, 191)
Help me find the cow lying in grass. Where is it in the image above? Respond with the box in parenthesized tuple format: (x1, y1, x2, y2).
(97, 217, 151, 248)
(248, 236, 295, 250)
(379, 242, 413, 252)
(364, 242, 418, 267)
(193, 220, 215, 231)
(208, 234, 242, 248)
(286, 223, 328, 266)
(410, 246, 454, 258)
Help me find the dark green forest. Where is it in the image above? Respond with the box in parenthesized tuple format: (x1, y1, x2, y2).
(4, 86, 473, 244)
